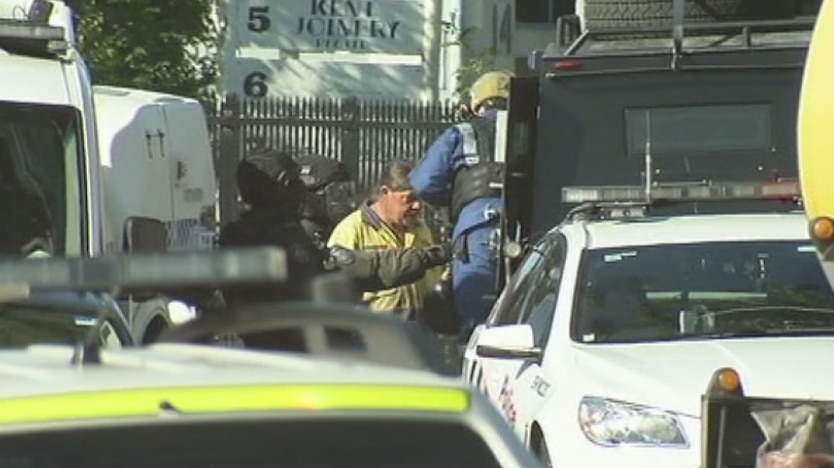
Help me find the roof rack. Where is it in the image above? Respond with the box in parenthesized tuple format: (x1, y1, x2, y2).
(158, 302, 458, 376)
(543, 0, 815, 76)
(556, 16, 816, 55)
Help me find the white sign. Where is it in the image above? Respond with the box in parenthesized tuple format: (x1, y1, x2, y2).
(241, 0, 425, 54)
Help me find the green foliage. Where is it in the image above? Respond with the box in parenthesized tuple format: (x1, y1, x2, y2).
(440, 20, 499, 103)
(71, 0, 219, 98)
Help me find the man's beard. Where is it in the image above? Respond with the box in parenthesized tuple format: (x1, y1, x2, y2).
(401, 212, 423, 230)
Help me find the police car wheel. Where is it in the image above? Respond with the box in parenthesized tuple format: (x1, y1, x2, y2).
(583, 0, 798, 31)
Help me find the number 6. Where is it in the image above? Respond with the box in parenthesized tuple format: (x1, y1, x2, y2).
(244, 72, 268, 98)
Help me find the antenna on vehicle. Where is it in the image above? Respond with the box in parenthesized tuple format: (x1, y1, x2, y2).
(644, 112, 653, 203)
(70, 285, 121, 366)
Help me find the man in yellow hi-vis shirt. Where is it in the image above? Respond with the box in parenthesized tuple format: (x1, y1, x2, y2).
(328, 160, 447, 318)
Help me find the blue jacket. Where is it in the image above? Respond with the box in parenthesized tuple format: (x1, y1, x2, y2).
(410, 110, 502, 241)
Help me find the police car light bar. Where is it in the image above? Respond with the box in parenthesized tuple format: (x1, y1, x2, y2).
(0, 21, 63, 41)
(0, 247, 287, 292)
(562, 180, 801, 204)
(0, 20, 68, 54)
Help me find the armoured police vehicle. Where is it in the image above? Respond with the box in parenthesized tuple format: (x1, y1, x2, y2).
(495, 3, 816, 283)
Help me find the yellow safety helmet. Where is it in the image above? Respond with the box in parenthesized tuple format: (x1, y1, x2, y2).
(469, 71, 513, 112)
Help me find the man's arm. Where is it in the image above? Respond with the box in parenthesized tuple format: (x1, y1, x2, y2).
(329, 245, 450, 292)
(409, 127, 459, 207)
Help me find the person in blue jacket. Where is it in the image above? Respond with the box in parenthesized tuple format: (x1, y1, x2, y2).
(410, 70, 512, 341)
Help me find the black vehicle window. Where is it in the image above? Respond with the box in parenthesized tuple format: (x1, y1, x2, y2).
(490, 233, 566, 348)
(0, 304, 123, 348)
(0, 418, 504, 468)
(625, 104, 772, 157)
(0, 103, 79, 256)
(517, 234, 566, 348)
(490, 242, 545, 325)
(515, 0, 572, 23)
(572, 240, 834, 344)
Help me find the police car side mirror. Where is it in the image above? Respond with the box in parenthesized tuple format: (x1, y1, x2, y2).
(475, 324, 542, 360)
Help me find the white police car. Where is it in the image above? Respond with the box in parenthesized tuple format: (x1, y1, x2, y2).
(462, 180, 834, 467)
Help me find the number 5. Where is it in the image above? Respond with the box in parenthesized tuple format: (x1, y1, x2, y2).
(248, 6, 271, 32)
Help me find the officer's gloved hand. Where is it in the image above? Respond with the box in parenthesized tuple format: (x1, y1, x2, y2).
(421, 243, 452, 268)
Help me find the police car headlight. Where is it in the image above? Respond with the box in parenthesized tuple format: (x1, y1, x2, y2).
(578, 397, 689, 448)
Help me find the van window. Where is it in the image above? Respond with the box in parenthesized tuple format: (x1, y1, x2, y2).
(0, 102, 83, 256)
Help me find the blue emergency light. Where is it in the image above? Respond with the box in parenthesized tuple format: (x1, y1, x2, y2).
(0, 247, 288, 292)
(562, 180, 802, 204)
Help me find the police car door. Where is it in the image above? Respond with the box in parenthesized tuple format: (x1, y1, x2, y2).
(468, 232, 565, 439)
(498, 77, 539, 291)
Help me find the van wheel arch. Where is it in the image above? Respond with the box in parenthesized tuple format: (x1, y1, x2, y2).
(142, 316, 169, 344)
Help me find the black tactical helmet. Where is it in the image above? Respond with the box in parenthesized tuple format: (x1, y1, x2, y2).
(237, 151, 306, 215)
(420, 276, 461, 336)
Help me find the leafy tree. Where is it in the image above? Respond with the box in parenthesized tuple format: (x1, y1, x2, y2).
(67, 0, 219, 98)
(440, 20, 500, 103)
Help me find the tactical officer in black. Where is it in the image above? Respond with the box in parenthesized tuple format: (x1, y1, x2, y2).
(295, 153, 358, 249)
(219, 151, 451, 306)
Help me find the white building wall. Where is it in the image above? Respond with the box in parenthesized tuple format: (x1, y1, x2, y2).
(218, 0, 516, 101)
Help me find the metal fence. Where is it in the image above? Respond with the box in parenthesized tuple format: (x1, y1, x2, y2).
(205, 94, 460, 226)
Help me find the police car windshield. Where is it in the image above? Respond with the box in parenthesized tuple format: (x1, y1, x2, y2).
(572, 240, 834, 344)
(0, 419, 504, 468)
(0, 301, 125, 348)
(0, 102, 82, 257)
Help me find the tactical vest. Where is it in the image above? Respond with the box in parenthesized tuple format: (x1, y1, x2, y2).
(450, 117, 505, 222)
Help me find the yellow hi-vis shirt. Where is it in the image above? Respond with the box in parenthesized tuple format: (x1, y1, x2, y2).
(327, 202, 442, 314)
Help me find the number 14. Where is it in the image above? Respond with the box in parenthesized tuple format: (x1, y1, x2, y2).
(493, 3, 512, 55)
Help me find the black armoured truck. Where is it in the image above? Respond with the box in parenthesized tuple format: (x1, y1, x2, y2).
(497, 4, 816, 284)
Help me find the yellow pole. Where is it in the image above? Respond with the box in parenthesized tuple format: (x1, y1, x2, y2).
(799, 0, 834, 221)
(799, 0, 834, 282)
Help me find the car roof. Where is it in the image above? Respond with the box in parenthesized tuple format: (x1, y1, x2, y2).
(564, 212, 809, 250)
(159, 301, 457, 376)
(0, 343, 464, 399)
(0, 343, 478, 430)
(0, 343, 541, 468)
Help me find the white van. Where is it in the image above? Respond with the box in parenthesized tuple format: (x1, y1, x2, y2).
(0, 0, 104, 257)
(93, 86, 218, 342)
(0, 0, 217, 343)
(93, 86, 217, 254)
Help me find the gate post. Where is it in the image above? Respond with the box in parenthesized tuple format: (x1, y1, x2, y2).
(218, 93, 242, 228)
(340, 96, 361, 182)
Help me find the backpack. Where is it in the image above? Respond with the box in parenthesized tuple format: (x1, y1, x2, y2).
(295, 154, 357, 239)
